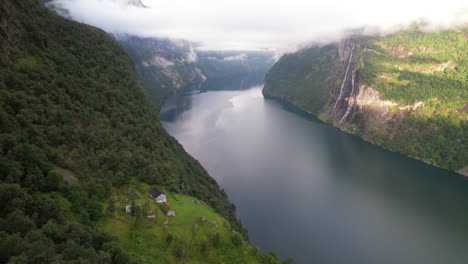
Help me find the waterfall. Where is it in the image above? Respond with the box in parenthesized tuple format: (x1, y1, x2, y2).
(338, 69, 357, 125)
(332, 45, 354, 112)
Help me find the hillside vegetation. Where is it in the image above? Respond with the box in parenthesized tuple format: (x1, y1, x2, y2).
(359, 29, 467, 104)
(102, 179, 284, 263)
(264, 28, 467, 172)
(0, 0, 261, 262)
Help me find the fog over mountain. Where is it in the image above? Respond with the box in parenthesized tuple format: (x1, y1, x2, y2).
(52, 0, 467, 51)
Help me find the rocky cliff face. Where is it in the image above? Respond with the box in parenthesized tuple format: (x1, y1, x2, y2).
(116, 35, 207, 108)
(116, 35, 275, 109)
(264, 29, 467, 173)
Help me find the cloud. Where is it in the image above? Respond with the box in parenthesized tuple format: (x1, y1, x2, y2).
(51, 0, 468, 51)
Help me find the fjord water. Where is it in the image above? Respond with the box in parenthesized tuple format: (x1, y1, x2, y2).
(160, 81, 468, 263)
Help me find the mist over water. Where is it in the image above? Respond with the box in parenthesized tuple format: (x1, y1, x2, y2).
(160, 80, 468, 264)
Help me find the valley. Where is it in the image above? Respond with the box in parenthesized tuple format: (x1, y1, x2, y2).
(161, 80, 468, 264)
(0, 0, 466, 263)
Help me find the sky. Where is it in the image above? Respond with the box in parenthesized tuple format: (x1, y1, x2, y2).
(51, 0, 468, 51)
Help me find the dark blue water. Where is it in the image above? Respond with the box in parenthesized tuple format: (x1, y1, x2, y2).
(160, 82, 468, 264)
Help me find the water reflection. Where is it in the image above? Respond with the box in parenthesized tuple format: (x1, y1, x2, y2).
(160, 83, 468, 264)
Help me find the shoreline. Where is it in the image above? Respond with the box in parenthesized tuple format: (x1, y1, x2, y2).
(262, 91, 468, 178)
(157, 82, 253, 240)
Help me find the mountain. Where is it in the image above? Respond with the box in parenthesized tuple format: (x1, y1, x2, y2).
(0, 0, 288, 262)
(264, 28, 467, 174)
(196, 50, 276, 79)
(115, 35, 207, 109)
(116, 36, 275, 108)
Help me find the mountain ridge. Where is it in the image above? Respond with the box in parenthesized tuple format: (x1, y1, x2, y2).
(115, 35, 275, 109)
(264, 28, 467, 174)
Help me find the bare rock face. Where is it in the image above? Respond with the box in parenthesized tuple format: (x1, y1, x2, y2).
(117, 35, 206, 91)
(343, 85, 427, 123)
(0, 0, 21, 66)
(114, 35, 207, 108)
(329, 39, 359, 125)
(338, 38, 353, 62)
(355, 86, 394, 109)
(329, 39, 428, 129)
(352, 86, 397, 125)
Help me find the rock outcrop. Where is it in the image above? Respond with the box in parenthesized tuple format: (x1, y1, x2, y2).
(115, 35, 207, 108)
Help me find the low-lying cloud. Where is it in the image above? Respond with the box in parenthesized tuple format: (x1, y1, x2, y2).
(52, 0, 467, 51)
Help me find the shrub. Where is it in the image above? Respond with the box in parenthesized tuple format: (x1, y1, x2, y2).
(165, 233, 173, 245)
(211, 232, 221, 248)
(231, 232, 243, 247)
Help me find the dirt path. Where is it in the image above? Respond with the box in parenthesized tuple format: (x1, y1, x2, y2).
(54, 166, 79, 184)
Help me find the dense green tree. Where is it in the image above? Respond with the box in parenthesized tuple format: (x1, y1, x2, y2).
(200, 240, 208, 256)
(172, 244, 185, 260)
(212, 232, 221, 248)
(231, 232, 243, 247)
(0, 0, 250, 262)
(165, 233, 174, 245)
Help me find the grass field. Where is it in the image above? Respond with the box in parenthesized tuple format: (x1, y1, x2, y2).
(100, 179, 267, 263)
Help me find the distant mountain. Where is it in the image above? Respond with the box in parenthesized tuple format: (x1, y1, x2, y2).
(196, 50, 276, 79)
(115, 35, 207, 108)
(116, 35, 275, 108)
(264, 28, 467, 174)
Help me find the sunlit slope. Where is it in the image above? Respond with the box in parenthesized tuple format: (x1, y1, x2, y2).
(264, 28, 467, 172)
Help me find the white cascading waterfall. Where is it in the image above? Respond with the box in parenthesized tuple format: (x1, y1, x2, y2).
(338, 69, 357, 125)
(332, 45, 355, 113)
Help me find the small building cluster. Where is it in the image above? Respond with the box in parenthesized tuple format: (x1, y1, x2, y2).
(149, 187, 167, 203)
(124, 186, 176, 218)
(166, 210, 176, 217)
(125, 205, 132, 214)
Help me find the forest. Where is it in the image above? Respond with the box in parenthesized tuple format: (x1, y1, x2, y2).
(0, 0, 252, 262)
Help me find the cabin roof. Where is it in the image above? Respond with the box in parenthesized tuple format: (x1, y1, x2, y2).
(149, 187, 164, 198)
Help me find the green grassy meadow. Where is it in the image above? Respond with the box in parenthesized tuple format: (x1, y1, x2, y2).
(101, 179, 266, 264)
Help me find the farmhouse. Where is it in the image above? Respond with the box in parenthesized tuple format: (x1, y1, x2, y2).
(149, 187, 166, 203)
(167, 210, 176, 217)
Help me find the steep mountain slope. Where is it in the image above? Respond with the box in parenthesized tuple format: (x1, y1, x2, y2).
(116, 36, 275, 108)
(264, 29, 467, 174)
(116, 35, 206, 109)
(0, 0, 259, 262)
(102, 180, 285, 264)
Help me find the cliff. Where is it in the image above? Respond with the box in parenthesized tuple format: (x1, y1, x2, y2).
(116, 35, 207, 109)
(264, 29, 467, 174)
(116, 35, 275, 108)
